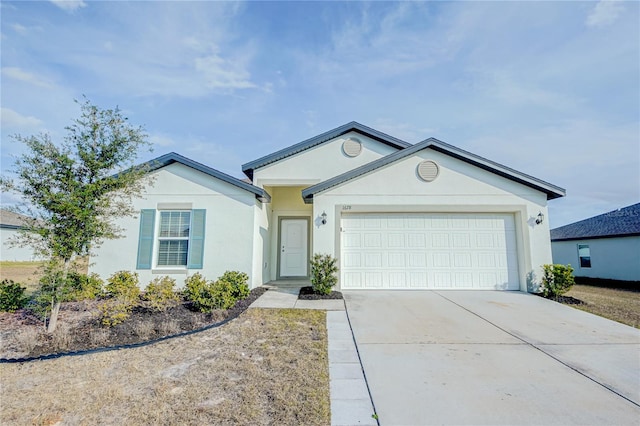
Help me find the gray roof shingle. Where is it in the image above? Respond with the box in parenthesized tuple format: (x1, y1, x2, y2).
(0, 209, 31, 229)
(550, 203, 640, 241)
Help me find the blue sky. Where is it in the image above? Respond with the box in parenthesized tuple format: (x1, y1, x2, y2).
(1, 0, 638, 228)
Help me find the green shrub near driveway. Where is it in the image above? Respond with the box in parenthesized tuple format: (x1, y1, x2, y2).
(541, 264, 575, 299)
(310, 253, 338, 295)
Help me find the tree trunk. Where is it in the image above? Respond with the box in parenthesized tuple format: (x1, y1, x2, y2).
(46, 258, 71, 333)
(47, 301, 61, 333)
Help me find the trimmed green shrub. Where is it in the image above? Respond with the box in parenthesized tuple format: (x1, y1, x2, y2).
(184, 273, 212, 313)
(143, 276, 181, 312)
(105, 271, 140, 302)
(66, 272, 104, 301)
(100, 299, 134, 327)
(310, 253, 338, 295)
(541, 264, 575, 299)
(184, 271, 250, 313)
(219, 270, 250, 300)
(0, 279, 29, 312)
(209, 279, 238, 310)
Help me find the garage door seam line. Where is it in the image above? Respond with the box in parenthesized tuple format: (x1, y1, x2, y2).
(433, 291, 640, 409)
(344, 305, 381, 426)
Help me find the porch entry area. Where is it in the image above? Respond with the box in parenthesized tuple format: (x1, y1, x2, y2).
(277, 217, 310, 279)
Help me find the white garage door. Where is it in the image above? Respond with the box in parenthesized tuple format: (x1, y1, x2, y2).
(341, 213, 520, 290)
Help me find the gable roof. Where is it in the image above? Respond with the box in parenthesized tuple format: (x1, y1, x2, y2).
(241, 121, 411, 180)
(302, 137, 566, 203)
(550, 203, 640, 241)
(0, 209, 31, 229)
(146, 152, 271, 202)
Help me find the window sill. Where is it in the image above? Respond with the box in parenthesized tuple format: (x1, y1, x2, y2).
(152, 268, 188, 275)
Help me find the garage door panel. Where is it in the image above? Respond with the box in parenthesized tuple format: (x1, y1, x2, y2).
(389, 272, 406, 287)
(341, 213, 520, 290)
(388, 252, 406, 267)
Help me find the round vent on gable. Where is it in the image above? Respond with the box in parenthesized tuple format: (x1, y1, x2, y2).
(417, 160, 439, 182)
(342, 137, 362, 157)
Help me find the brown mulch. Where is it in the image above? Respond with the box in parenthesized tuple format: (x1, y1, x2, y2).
(298, 286, 343, 300)
(0, 287, 266, 360)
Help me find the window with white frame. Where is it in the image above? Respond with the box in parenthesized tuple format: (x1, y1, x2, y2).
(137, 208, 205, 270)
(157, 211, 191, 266)
(578, 244, 591, 268)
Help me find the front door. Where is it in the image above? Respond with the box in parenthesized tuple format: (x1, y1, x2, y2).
(279, 218, 309, 278)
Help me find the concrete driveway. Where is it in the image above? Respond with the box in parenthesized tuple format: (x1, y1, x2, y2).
(344, 291, 640, 425)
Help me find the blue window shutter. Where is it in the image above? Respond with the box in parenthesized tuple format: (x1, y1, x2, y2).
(136, 209, 155, 269)
(187, 209, 206, 269)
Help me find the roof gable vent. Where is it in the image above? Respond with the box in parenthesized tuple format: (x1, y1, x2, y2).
(417, 160, 439, 182)
(343, 137, 362, 157)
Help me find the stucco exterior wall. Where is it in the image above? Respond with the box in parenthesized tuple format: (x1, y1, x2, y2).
(552, 236, 640, 281)
(89, 163, 260, 289)
(311, 149, 552, 291)
(0, 228, 39, 262)
(253, 132, 398, 187)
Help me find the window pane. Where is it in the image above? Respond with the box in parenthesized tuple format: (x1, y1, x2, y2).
(578, 244, 591, 268)
(159, 211, 191, 238)
(157, 240, 188, 266)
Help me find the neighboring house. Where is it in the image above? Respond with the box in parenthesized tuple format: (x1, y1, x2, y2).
(0, 209, 39, 262)
(551, 203, 640, 282)
(90, 122, 565, 291)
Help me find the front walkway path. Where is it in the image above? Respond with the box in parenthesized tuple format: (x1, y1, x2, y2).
(249, 287, 377, 426)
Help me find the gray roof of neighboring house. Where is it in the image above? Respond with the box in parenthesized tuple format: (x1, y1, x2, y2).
(146, 152, 271, 202)
(550, 203, 640, 241)
(241, 121, 412, 180)
(0, 209, 31, 229)
(301, 137, 566, 203)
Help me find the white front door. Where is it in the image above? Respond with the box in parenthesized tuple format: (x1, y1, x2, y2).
(279, 218, 309, 277)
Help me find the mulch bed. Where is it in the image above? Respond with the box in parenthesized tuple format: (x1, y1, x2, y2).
(0, 287, 266, 360)
(536, 293, 584, 305)
(298, 286, 343, 300)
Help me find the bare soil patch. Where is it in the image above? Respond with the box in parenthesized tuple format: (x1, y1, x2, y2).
(0, 308, 330, 425)
(0, 288, 266, 360)
(564, 284, 640, 329)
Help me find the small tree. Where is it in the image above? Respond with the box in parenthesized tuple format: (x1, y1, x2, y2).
(541, 264, 575, 299)
(0, 98, 152, 331)
(310, 253, 338, 295)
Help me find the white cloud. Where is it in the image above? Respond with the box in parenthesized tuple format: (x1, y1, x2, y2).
(148, 133, 175, 148)
(194, 53, 257, 91)
(1, 108, 43, 129)
(586, 0, 624, 28)
(11, 23, 27, 35)
(49, 0, 86, 12)
(2, 67, 53, 88)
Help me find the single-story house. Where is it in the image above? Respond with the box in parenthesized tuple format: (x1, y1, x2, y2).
(0, 209, 39, 262)
(90, 122, 565, 291)
(551, 203, 640, 282)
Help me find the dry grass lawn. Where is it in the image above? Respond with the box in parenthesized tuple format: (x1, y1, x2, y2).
(0, 308, 330, 425)
(565, 284, 640, 328)
(0, 261, 46, 290)
(1, 259, 88, 294)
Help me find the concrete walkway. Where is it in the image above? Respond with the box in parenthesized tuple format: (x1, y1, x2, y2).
(249, 287, 377, 426)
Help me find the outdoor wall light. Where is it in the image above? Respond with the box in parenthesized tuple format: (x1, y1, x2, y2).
(535, 211, 544, 225)
(321, 211, 327, 225)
